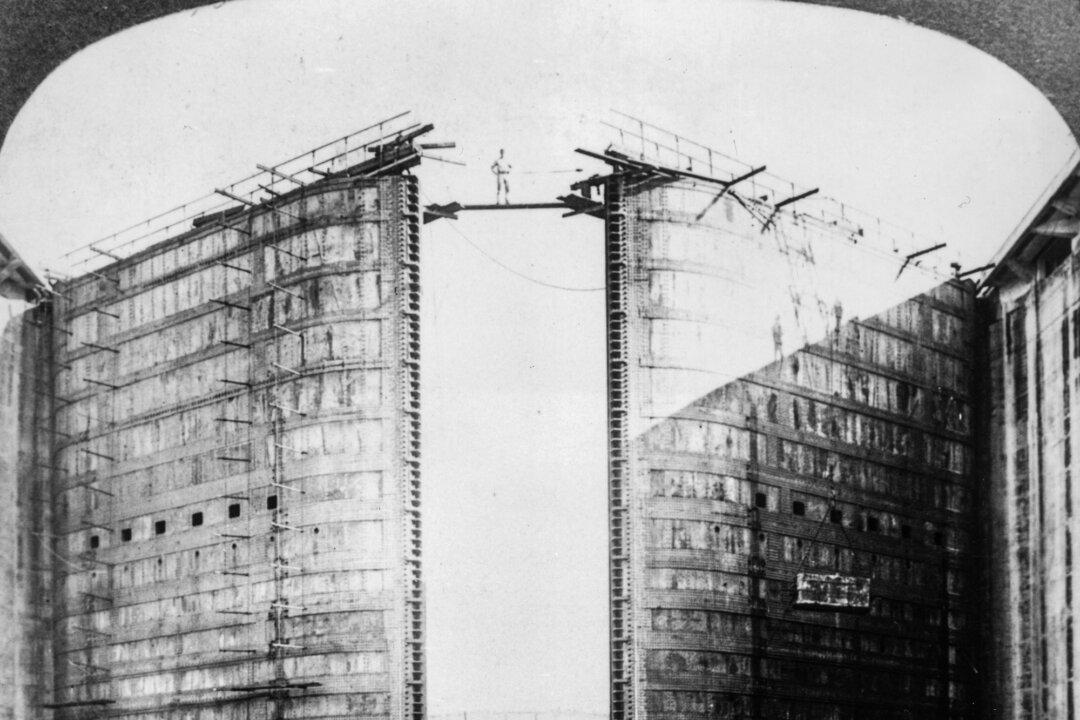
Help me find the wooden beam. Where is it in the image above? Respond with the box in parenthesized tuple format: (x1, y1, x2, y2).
(88, 245, 123, 261)
(256, 163, 306, 186)
(460, 203, 567, 211)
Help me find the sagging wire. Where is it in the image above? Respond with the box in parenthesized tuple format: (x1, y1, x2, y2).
(420, 190, 603, 293)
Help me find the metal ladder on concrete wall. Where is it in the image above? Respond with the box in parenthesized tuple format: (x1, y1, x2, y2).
(397, 174, 425, 720)
(212, 233, 266, 717)
(208, 192, 316, 707)
(39, 286, 119, 718)
(263, 198, 313, 708)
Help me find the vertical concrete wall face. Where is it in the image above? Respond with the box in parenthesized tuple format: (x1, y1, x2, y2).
(0, 305, 55, 720)
(984, 251, 1080, 720)
(48, 176, 423, 720)
(605, 178, 977, 719)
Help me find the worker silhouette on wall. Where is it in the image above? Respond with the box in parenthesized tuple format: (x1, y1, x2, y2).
(772, 315, 783, 360)
(491, 148, 511, 205)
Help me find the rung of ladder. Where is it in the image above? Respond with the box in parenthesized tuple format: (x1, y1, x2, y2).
(270, 402, 306, 415)
(81, 341, 119, 354)
(272, 323, 300, 337)
(218, 261, 252, 274)
(220, 648, 260, 654)
(219, 378, 252, 387)
(210, 298, 251, 312)
(271, 521, 300, 531)
(266, 244, 308, 261)
(66, 658, 105, 671)
(80, 448, 116, 461)
(84, 378, 121, 390)
(218, 570, 251, 577)
(268, 282, 307, 301)
(216, 533, 252, 539)
(215, 417, 254, 425)
(80, 592, 112, 602)
(68, 478, 106, 491)
(217, 610, 254, 615)
(80, 556, 116, 567)
(83, 485, 114, 497)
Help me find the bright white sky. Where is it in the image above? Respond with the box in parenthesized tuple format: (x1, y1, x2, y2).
(0, 0, 1076, 715)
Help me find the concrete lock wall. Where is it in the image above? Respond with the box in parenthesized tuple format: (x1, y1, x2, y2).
(604, 177, 977, 719)
(45, 176, 423, 720)
(0, 302, 55, 720)
(983, 248, 1080, 720)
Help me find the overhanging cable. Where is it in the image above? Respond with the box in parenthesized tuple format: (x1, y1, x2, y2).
(441, 222, 604, 293)
(419, 190, 603, 293)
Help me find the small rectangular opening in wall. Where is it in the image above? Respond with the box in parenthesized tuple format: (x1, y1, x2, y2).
(901, 524, 911, 539)
(933, 531, 944, 546)
(755, 492, 767, 508)
(267, 494, 278, 511)
(866, 515, 880, 532)
(155, 520, 167, 535)
(228, 503, 241, 518)
(191, 512, 203, 527)
(792, 501, 805, 516)
(121, 528, 132, 542)
(89, 535, 99, 549)
(829, 509, 843, 524)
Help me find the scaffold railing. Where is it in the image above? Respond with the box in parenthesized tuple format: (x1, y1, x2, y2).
(601, 110, 960, 282)
(56, 111, 417, 275)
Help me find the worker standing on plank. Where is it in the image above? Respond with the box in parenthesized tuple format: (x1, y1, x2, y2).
(491, 149, 511, 205)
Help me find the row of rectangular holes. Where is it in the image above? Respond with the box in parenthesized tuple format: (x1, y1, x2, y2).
(88, 495, 278, 549)
(755, 492, 944, 546)
(90, 489, 941, 546)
